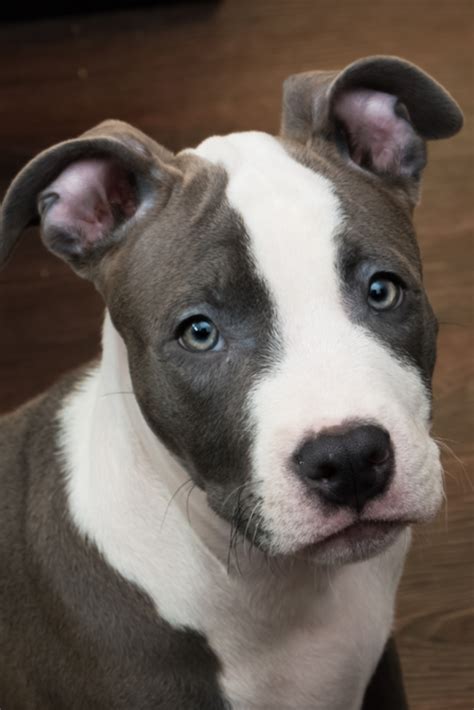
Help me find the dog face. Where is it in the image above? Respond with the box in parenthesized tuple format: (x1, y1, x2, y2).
(0, 57, 462, 564)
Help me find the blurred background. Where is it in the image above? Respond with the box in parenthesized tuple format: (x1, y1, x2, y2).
(0, 1, 472, 707)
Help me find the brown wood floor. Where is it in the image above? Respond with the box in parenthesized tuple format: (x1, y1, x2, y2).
(0, 1, 472, 708)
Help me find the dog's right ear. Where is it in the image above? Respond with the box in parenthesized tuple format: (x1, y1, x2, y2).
(0, 120, 180, 279)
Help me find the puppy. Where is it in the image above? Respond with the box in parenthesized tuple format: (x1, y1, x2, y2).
(0, 56, 462, 709)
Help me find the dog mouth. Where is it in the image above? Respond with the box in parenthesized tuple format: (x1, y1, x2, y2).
(299, 519, 408, 561)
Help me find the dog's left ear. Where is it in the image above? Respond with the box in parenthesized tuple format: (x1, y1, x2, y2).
(281, 56, 463, 203)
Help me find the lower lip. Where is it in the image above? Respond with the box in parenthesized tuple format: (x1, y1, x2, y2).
(304, 520, 406, 557)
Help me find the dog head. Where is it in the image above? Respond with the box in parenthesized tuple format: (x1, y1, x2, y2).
(1, 56, 462, 564)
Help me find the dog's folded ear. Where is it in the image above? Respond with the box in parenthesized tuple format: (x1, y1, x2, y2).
(0, 120, 179, 278)
(281, 56, 463, 201)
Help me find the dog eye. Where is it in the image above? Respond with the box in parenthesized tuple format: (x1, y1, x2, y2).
(178, 316, 220, 352)
(367, 274, 403, 311)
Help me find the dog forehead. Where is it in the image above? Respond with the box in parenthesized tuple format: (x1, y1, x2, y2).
(190, 131, 343, 306)
(191, 131, 340, 224)
(192, 132, 421, 284)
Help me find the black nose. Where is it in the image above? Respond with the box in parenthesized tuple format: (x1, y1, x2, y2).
(294, 425, 393, 512)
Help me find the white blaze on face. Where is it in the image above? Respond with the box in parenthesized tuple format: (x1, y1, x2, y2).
(193, 132, 443, 555)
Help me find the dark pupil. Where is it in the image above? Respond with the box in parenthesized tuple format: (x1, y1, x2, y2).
(370, 281, 388, 302)
(191, 320, 213, 341)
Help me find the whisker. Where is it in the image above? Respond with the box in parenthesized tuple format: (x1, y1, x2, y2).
(221, 481, 250, 510)
(251, 517, 261, 551)
(434, 438, 472, 491)
(185, 483, 197, 525)
(244, 499, 261, 559)
(231, 487, 246, 577)
(227, 489, 243, 574)
(435, 435, 462, 445)
(233, 530, 244, 577)
(159, 478, 194, 532)
(226, 519, 235, 574)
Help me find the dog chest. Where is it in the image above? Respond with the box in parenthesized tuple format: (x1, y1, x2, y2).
(203, 535, 408, 709)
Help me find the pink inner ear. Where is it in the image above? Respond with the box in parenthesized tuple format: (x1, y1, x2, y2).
(333, 89, 416, 175)
(39, 158, 137, 246)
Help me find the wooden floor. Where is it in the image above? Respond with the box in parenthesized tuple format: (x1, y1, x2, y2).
(0, 1, 472, 707)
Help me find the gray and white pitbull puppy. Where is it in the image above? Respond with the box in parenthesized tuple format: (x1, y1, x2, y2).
(0, 56, 463, 710)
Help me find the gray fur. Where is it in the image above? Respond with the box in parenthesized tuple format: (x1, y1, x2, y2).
(0, 55, 462, 709)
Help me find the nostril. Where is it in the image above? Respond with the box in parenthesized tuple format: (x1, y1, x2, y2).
(316, 463, 339, 481)
(367, 447, 391, 466)
(295, 447, 342, 482)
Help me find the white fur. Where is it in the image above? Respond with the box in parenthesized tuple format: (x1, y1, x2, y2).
(193, 131, 442, 556)
(59, 131, 442, 708)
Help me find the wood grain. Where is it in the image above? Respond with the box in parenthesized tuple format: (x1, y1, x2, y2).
(0, 2, 472, 707)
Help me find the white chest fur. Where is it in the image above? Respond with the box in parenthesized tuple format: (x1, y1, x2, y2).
(211, 538, 407, 710)
(59, 315, 408, 710)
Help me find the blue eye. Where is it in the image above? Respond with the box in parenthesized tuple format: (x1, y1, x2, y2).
(178, 316, 220, 352)
(368, 275, 403, 311)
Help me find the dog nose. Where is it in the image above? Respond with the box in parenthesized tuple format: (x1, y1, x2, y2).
(294, 425, 393, 512)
